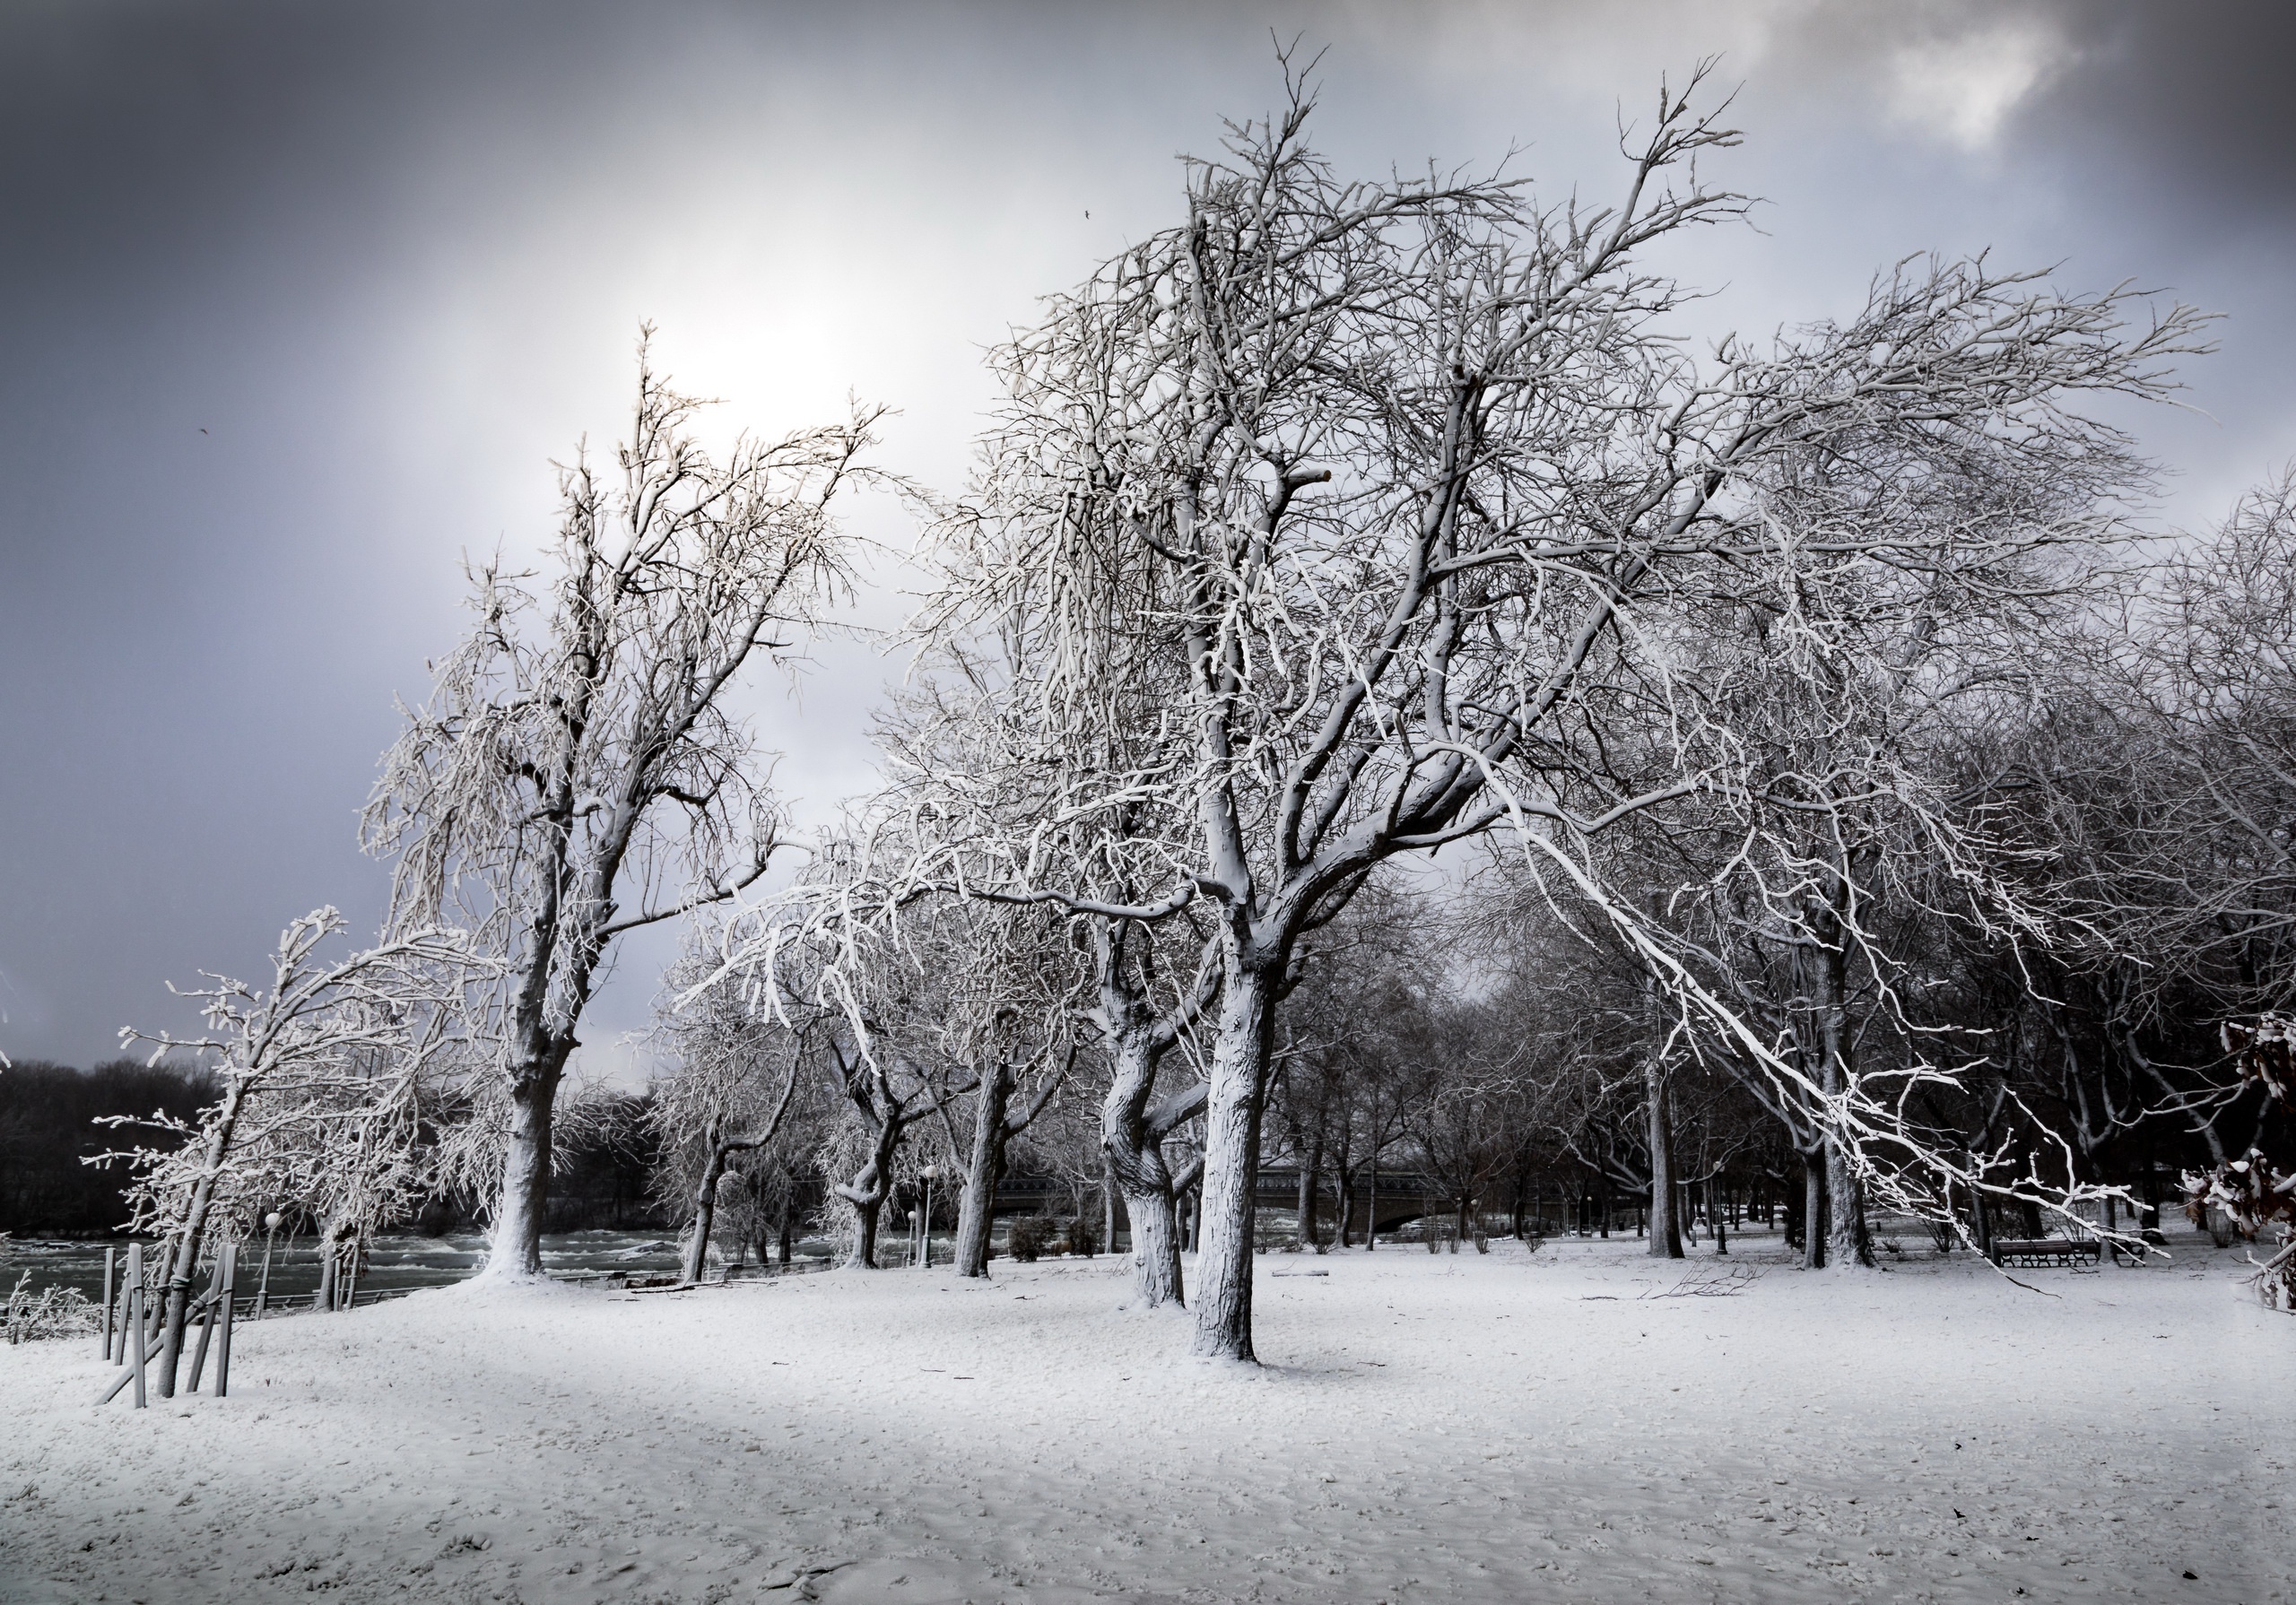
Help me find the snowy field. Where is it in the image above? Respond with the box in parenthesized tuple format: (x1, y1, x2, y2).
(3, 1236, 2288, 1605)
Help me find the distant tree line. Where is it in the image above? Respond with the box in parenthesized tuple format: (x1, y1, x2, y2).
(0, 1057, 665, 1238)
(0, 1060, 213, 1234)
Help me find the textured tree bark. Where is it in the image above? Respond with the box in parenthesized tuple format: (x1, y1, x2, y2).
(954, 1061, 1014, 1278)
(848, 1194, 883, 1269)
(1101, 1030, 1198, 1308)
(1810, 900, 1876, 1271)
(1824, 1136, 1873, 1268)
(1191, 959, 1278, 1362)
(1646, 1055, 1683, 1259)
(1802, 1149, 1829, 1270)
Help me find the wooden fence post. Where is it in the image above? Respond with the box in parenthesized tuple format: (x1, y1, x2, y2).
(126, 1243, 146, 1410)
(100, 1247, 115, 1360)
(187, 1287, 217, 1392)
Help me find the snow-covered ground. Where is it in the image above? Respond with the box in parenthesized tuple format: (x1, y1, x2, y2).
(3, 1235, 2287, 1604)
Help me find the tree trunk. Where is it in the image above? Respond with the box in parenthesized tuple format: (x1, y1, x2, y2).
(1812, 907, 1876, 1270)
(1709, 1175, 1728, 1255)
(1646, 1055, 1683, 1260)
(1335, 1167, 1354, 1248)
(1100, 1028, 1191, 1308)
(1104, 1156, 1121, 1254)
(777, 1191, 793, 1267)
(1823, 1134, 1873, 1269)
(1191, 959, 1277, 1362)
(848, 1196, 883, 1269)
(485, 1054, 566, 1280)
(955, 1061, 1014, 1279)
(682, 1136, 732, 1285)
(1802, 1149, 1828, 1270)
(1296, 1141, 1320, 1250)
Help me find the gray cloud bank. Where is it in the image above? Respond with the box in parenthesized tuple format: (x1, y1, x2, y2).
(3, 0, 2289, 1074)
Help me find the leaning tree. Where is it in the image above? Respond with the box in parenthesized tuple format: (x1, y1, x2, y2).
(109, 908, 486, 1394)
(363, 334, 879, 1279)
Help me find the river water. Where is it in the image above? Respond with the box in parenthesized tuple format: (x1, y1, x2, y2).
(3, 1228, 841, 1306)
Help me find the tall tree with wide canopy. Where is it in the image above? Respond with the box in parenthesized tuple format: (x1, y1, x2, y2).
(921, 64, 2200, 1358)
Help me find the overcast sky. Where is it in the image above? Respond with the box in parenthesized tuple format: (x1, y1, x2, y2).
(3, 0, 2291, 1078)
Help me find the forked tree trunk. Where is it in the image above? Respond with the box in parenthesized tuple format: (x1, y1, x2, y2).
(1191, 959, 1278, 1362)
(1101, 1028, 1198, 1308)
(837, 1119, 905, 1270)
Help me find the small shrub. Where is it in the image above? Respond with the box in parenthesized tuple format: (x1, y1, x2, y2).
(1068, 1216, 1100, 1258)
(1008, 1217, 1048, 1262)
(5, 1273, 97, 1344)
(1881, 1237, 1904, 1259)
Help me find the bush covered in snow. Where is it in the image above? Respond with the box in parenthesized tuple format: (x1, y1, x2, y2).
(4, 1271, 97, 1343)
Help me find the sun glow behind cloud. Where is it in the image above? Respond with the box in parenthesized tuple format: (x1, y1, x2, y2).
(1884, 19, 2069, 152)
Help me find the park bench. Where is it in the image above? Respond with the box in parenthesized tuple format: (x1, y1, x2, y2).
(1988, 1238, 2101, 1268)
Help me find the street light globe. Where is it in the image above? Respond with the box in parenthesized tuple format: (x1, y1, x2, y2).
(263, 1211, 283, 1230)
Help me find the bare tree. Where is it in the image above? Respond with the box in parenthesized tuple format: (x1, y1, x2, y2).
(649, 967, 806, 1286)
(362, 335, 877, 1279)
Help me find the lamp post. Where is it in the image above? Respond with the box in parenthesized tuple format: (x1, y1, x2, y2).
(918, 1167, 940, 1270)
(255, 1210, 283, 1318)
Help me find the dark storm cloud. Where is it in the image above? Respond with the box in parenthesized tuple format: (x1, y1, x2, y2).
(3, 0, 2292, 1075)
(2024, 2, 2296, 222)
